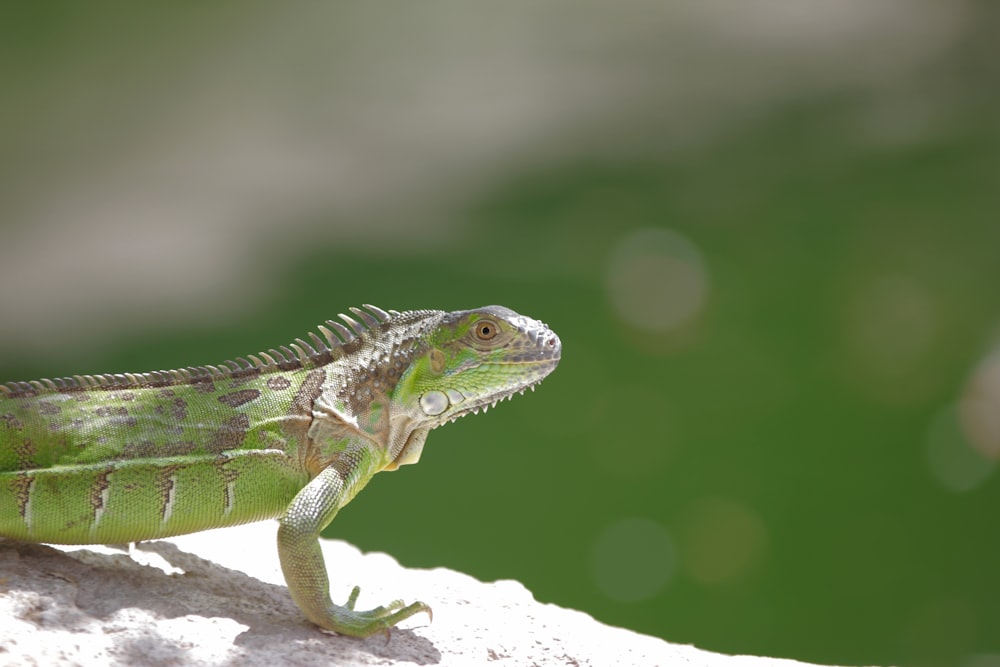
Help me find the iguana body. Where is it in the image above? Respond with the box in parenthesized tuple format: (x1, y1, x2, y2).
(0, 305, 560, 637)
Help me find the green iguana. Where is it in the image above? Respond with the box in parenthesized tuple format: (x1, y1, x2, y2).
(0, 305, 560, 637)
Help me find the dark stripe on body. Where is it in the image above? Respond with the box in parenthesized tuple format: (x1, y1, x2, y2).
(12, 473, 33, 520)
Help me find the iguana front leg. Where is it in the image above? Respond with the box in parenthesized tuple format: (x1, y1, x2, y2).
(276, 458, 430, 637)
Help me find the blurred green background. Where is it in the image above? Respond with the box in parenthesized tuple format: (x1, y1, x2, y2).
(2, 3, 999, 666)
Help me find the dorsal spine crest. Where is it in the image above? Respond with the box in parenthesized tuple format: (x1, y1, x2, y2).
(0, 304, 408, 398)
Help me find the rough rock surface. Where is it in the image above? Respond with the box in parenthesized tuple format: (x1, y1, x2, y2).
(1, 523, 859, 666)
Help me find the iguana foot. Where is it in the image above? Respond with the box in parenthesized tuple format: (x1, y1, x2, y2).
(320, 585, 432, 638)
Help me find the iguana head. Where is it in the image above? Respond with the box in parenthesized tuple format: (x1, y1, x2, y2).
(387, 305, 561, 467)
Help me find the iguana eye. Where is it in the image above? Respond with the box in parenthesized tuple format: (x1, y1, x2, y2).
(474, 319, 499, 341)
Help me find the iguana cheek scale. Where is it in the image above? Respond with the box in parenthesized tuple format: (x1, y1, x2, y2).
(0, 305, 560, 637)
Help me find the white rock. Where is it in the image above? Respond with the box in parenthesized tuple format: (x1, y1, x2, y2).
(1, 523, 862, 666)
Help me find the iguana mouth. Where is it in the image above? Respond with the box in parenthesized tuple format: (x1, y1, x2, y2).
(434, 355, 560, 423)
(433, 380, 546, 424)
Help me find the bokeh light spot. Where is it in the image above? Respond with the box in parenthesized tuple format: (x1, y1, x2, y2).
(678, 497, 768, 585)
(606, 227, 709, 333)
(590, 517, 676, 603)
(926, 404, 996, 493)
(958, 351, 1000, 460)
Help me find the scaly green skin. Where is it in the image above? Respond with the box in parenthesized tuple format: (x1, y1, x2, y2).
(0, 305, 561, 637)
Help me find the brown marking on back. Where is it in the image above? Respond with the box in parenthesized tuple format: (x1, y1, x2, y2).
(36, 401, 60, 415)
(2, 414, 24, 430)
(170, 398, 187, 421)
(170, 441, 198, 454)
(267, 376, 291, 391)
(218, 389, 261, 408)
(14, 439, 38, 470)
(208, 414, 251, 453)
